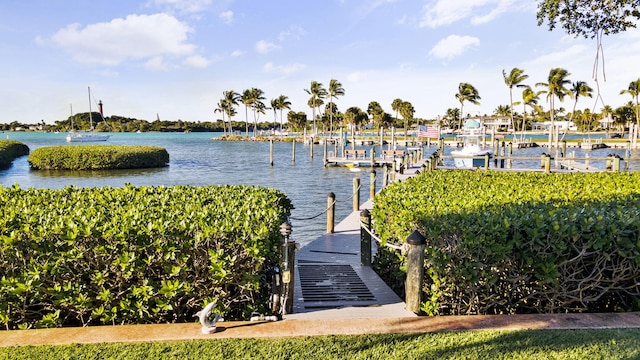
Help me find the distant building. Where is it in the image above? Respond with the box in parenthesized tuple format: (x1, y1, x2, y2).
(532, 120, 576, 131)
(468, 116, 511, 132)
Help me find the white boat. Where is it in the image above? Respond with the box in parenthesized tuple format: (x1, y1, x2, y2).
(451, 119, 492, 168)
(66, 87, 110, 142)
(66, 132, 110, 142)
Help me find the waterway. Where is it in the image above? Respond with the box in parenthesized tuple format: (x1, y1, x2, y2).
(1, 132, 382, 247)
(1, 131, 637, 246)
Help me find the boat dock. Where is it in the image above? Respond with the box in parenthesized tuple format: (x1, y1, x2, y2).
(284, 161, 426, 320)
(284, 199, 416, 320)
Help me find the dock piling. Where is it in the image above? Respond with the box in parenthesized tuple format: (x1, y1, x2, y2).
(327, 192, 335, 233)
(544, 154, 551, 173)
(279, 222, 295, 315)
(613, 155, 621, 172)
(360, 209, 372, 266)
(292, 140, 296, 164)
(353, 177, 360, 212)
(370, 169, 376, 199)
(269, 139, 274, 166)
(405, 230, 426, 314)
(323, 141, 328, 167)
(382, 164, 389, 187)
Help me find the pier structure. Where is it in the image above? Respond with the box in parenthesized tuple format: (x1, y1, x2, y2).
(284, 156, 428, 320)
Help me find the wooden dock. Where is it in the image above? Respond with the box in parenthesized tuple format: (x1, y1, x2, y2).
(284, 163, 427, 320)
(285, 200, 416, 320)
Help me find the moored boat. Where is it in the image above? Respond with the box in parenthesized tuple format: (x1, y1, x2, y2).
(66, 87, 110, 142)
(451, 119, 492, 168)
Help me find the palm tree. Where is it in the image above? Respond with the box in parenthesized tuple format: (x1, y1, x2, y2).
(271, 94, 291, 134)
(520, 86, 540, 140)
(344, 106, 368, 139)
(620, 78, 640, 126)
(327, 79, 345, 138)
(304, 81, 327, 136)
(223, 90, 239, 134)
(444, 108, 460, 129)
(270, 98, 278, 131)
(391, 98, 404, 135)
(503, 68, 528, 136)
(494, 104, 511, 117)
(455, 83, 481, 129)
(569, 81, 593, 120)
(536, 68, 571, 147)
(240, 89, 254, 137)
(601, 105, 614, 134)
(249, 88, 266, 136)
(214, 101, 227, 134)
(399, 101, 415, 139)
(225, 104, 237, 134)
(252, 101, 267, 135)
(367, 101, 385, 136)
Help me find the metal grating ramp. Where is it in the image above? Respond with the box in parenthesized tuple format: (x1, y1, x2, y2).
(298, 264, 376, 309)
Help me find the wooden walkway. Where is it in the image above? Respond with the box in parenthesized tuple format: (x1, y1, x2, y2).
(284, 163, 425, 320)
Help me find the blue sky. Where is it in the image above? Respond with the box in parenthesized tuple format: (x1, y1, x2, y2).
(1, 0, 639, 124)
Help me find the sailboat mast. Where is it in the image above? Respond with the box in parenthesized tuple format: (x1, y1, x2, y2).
(88, 86, 93, 130)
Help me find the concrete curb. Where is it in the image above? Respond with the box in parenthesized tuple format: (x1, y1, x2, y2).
(2, 313, 640, 347)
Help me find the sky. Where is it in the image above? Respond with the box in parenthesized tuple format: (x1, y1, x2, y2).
(1, 0, 640, 125)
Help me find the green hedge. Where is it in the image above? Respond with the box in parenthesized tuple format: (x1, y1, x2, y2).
(0, 140, 29, 169)
(0, 185, 293, 329)
(372, 171, 640, 315)
(28, 145, 169, 170)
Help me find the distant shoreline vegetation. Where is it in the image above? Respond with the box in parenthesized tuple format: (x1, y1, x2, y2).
(28, 145, 169, 170)
(213, 134, 301, 142)
(1, 114, 292, 134)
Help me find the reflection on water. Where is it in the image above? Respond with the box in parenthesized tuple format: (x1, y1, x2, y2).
(2, 132, 638, 246)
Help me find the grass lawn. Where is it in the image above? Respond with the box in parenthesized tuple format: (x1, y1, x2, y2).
(1, 329, 639, 359)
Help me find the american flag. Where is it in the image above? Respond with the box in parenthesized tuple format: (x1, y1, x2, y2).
(418, 125, 440, 138)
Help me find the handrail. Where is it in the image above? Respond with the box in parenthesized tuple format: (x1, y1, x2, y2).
(360, 220, 403, 251)
(289, 183, 361, 221)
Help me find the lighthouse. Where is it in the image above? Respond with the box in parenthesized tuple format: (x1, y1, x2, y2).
(98, 100, 104, 117)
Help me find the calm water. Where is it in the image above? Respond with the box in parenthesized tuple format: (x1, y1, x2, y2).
(1, 132, 637, 246)
(0, 132, 381, 247)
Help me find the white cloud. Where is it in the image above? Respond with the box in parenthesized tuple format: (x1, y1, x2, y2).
(255, 40, 280, 54)
(278, 25, 306, 42)
(147, 0, 212, 14)
(219, 10, 234, 24)
(184, 55, 210, 68)
(263, 62, 305, 75)
(230, 49, 244, 57)
(51, 13, 195, 66)
(420, 0, 517, 28)
(355, 0, 398, 18)
(429, 34, 479, 60)
(144, 56, 170, 71)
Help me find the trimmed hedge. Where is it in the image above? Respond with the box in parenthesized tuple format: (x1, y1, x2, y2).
(28, 145, 169, 170)
(0, 140, 29, 169)
(372, 171, 640, 315)
(0, 185, 293, 329)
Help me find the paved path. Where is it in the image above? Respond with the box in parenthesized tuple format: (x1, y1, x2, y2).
(3, 313, 640, 347)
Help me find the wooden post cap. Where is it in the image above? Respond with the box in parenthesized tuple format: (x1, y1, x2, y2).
(406, 230, 426, 245)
